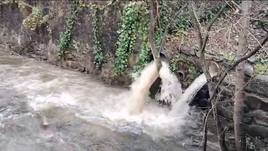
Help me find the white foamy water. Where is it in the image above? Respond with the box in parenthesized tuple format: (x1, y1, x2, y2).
(127, 61, 159, 114)
(156, 61, 182, 105)
(0, 54, 189, 138)
(170, 73, 207, 116)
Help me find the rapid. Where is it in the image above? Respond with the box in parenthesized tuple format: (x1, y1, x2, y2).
(0, 50, 218, 151)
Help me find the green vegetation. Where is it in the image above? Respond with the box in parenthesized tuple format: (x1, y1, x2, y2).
(255, 58, 268, 75)
(199, 3, 229, 23)
(159, 1, 192, 33)
(58, 0, 79, 59)
(1, 0, 49, 31)
(22, 7, 49, 30)
(255, 63, 268, 75)
(78, 0, 116, 10)
(222, 52, 236, 62)
(115, 1, 189, 75)
(57, 0, 117, 63)
(114, 2, 149, 74)
(170, 54, 201, 79)
(133, 34, 151, 73)
(169, 56, 180, 73)
(92, 8, 105, 69)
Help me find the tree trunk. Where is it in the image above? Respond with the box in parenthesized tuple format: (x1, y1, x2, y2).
(190, 2, 227, 150)
(234, 1, 251, 151)
(148, 0, 161, 71)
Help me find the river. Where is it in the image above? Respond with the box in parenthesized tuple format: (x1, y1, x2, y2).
(0, 49, 217, 151)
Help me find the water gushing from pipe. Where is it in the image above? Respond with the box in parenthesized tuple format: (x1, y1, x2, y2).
(127, 61, 159, 114)
(169, 61, 219, 115)
(169, 73, 207, 116)
(127, 60, 218, 116)
(127, 61, 183, 114)
(156, 61, 182, 105)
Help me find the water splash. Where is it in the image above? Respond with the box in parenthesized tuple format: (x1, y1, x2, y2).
(169, 61, 219, 115)
(127, 60, 211, 118)
(0, 53, 208, 139)
(127, 61, 159, 114)
(169, 73, 207, 116)
(156, 61, 182, 105)
(127, 60, 184, 115)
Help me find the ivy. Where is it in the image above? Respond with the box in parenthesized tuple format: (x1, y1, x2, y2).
(22, 7, 49, 31)
(131, 1, 191, 75)
(78, 0, 116, 10)
(92, 8, 105, 69)
(2, 0, 49, 31)
(78, 0, 118, 69)
(255, 62, 268, 75)
(58, 0, 79, 59)
(169, 56, 179, 73)
(133, 30, 150, 73)
(254, 57, 268, 75)
(114, 2, 148, 74)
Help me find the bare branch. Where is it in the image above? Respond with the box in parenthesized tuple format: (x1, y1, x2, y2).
(159, 4, 187, 53)
(201, 3, 228, 55)
(190, 1, 203, 49)
(234, 5, 251, 146)
(191, 2, 228, 83)
(208, 33, 268, 107)
(190, 3, 228, 150)
(190, 1, 212, 86)
(202, 109, 212, 151)
(234, 34, 268, 66)
(202, 3, 228, 82)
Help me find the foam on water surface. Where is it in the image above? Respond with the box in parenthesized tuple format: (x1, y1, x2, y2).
(0, 54, 207, 139)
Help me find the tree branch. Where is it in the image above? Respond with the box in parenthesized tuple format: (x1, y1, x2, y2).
(190, 3, 228, 150)
(190, 1, 203, 49)
(201, 3, 228, 55)
(202, 109, 212, 151)
(209, 33, 268, 104)
(201, 35, 268, 148)
(191, 2, 227, 82)
(189, 1, 267, 149)
(159, 4, 187, 53)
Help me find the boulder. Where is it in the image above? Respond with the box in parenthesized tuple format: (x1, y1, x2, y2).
(246, 110, 268, 127)
(246, 75, 268, 97)
(245, 124, 268, 138)
(244, 93, 268, 111)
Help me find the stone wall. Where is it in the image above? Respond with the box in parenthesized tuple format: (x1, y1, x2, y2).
(244, 74, 268, 139)
(216, 70, 268, 150)
(0, 0, 129, 85)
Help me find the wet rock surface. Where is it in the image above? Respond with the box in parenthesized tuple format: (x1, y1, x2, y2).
(246, 75, 268, 98)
